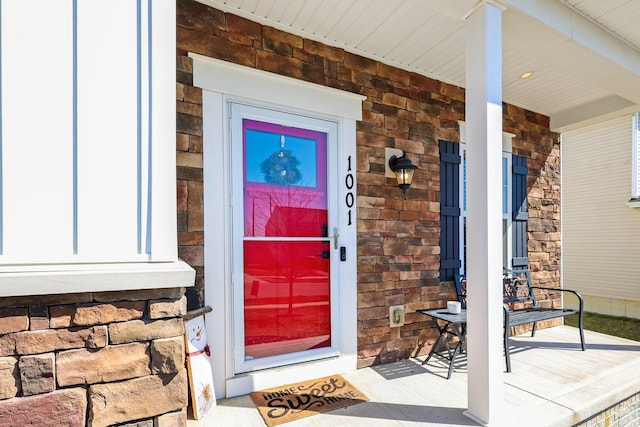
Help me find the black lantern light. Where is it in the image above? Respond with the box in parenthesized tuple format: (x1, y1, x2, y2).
(388, 152, 418, 199)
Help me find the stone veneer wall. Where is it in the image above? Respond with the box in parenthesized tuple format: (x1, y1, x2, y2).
(0, 288, 188, 427)
(575, 392, 640, 427)
(175, 0, 561, 368)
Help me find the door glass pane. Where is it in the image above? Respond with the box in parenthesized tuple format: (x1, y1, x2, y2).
(242, 118, 331, 360)
(244, 240, 331, 359)
(243, 120, 328, 238)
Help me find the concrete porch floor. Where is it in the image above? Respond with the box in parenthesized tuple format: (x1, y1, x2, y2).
(188, 326, 640, 426)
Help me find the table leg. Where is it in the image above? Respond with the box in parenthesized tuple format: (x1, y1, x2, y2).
(446, 339, 462, 379)
(422, 322, 447, 365)
(423, 320, 467, 379)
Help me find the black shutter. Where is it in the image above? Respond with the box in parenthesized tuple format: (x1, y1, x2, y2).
(512, 154, 529, 270)
(439, 140, 461, 282)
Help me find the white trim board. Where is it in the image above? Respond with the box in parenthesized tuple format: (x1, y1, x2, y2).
(0, 260, 195, 297)
(189, 54, 364, 121)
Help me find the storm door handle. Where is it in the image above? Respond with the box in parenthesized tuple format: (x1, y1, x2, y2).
(331, 227, 339, 250)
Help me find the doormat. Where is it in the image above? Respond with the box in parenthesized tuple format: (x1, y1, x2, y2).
(250, 374, 368, 426)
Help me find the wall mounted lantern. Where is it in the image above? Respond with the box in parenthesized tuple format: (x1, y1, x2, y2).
(388, 151, 417, 199)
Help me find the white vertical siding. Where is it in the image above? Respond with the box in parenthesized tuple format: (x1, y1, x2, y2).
(76, 1, 139, 259)
(0, 0, 176, 265)
(563, 115, 640, 303)
(2, 1, 75, 260)
(149, 0, 178, 261)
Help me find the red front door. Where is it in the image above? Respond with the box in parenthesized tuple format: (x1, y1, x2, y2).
(241, 118, 332, 365)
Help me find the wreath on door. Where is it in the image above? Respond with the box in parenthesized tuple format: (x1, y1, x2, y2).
(260, 136, 302, 186)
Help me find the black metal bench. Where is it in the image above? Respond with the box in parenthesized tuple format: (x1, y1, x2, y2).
(454, 269, 585, 372)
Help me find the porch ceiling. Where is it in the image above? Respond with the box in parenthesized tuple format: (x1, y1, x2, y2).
(197, 0, 640, 132)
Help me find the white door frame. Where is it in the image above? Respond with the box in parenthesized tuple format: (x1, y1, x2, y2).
(192, 54, 364, 398)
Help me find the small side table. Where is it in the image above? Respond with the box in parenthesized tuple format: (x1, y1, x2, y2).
(417, 308, 467, 379)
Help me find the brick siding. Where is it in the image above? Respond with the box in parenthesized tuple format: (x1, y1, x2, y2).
(176, 0, 561, 367)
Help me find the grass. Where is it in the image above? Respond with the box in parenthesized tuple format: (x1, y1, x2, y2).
(565, 312, 640, 342)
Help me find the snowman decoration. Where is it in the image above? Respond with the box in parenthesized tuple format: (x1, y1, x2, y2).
(185, 315, 216, 418)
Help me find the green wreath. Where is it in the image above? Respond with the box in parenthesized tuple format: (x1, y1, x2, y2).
(260, 149, 302, 185)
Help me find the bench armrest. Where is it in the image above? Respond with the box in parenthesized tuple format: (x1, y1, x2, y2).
(530, 286, 584, 312)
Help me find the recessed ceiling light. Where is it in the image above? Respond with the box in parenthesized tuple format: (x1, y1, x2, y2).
(520, 71, 534, 79)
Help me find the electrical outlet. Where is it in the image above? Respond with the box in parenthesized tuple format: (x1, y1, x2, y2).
(389, 305, 405, 327)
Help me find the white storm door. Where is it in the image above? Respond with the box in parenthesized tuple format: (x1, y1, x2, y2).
(229, 101, 341, 374)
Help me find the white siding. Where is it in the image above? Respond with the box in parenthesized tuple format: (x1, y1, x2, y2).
(2, 1, 75, 261)
(76, 1, 140, 259)
(562, 115, 640, 304)
(0, 0, 177, 265)
(633, 113, 640, 198)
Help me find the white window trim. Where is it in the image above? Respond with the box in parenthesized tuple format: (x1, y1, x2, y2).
(628, 112, 640, 207)
(458, 121, 515, 273)
(502, 153, 513, 270)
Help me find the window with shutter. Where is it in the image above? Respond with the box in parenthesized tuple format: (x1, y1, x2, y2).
(439, 140, 461, 282)
(512, 155, 529, 270)
(439, 131, 527, 282)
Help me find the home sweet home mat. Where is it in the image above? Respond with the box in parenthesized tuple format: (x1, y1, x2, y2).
(250, 374, 368, 426)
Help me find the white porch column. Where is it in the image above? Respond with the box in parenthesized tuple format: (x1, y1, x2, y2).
(464, 2, 505, 425)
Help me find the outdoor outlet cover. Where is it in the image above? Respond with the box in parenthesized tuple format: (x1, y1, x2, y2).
(389, 305, 405, 327)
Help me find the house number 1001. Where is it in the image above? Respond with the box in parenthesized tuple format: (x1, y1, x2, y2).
(345, 155, 354, 226)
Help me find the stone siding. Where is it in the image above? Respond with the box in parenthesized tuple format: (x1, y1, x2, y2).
(0, 289, 188, 426)
(575, 392, 640, 427)
(176, 0, 561, 367)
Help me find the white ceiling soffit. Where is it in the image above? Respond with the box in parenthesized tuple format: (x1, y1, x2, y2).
(198, 0, 474, 86)
(557, 0, 640, 53)
(196, 0, 640, 132)
(501, 0, 640, 131)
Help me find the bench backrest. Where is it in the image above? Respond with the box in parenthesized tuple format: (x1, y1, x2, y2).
(453, 269, 537, 308)
(453, 274, 467, 309)
(502, 269, 537, 306)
